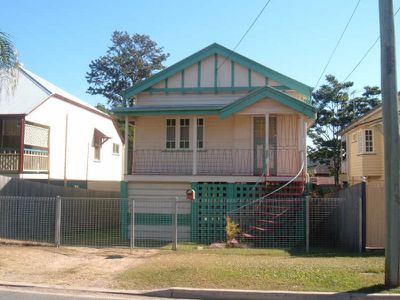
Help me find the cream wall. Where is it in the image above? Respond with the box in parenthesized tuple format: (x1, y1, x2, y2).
(342, 109, 384, 184)
(134, 115, 244, 150)
(133, 110, 302, 176)
(26, 96, 123, 182)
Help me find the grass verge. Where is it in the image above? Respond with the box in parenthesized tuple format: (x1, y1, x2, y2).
(117, 246, 399, 293)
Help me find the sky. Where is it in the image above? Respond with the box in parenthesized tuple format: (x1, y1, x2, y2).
(1, 0, 400, 107)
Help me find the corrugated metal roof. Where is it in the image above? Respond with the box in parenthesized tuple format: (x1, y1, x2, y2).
(0, 68, 107, 117)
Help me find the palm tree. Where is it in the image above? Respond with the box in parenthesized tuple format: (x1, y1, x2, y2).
(0, 31, 19, 93)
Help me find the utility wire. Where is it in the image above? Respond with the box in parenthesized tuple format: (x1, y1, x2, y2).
(343, 5, 400, 82)
(314, 0, 361, 89)
(217, 0, 273, 71)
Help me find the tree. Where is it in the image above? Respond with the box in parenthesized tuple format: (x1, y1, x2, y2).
(308, 75, 381, 185)
(0, 31, 19, 93)
(86, 31, 169, 107)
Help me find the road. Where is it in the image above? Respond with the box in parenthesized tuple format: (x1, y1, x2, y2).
(0, 286, 191, 300)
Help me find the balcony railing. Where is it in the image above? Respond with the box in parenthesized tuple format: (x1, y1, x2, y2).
(0, 149, 49, 173)
(23, 149, 49, 172)
(0, 150, 19, 173)
(131, 148, 301, 176)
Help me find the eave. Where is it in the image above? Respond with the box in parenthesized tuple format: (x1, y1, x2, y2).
(113, 86, 316, 119)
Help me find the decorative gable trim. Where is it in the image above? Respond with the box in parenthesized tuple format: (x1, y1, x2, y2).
(219, 86, 316, 119)
(114, 86, 316, 119)
(124, 43, 312, 100)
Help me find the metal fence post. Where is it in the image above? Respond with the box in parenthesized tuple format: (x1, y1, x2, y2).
(305, 196, 310, 253)
(130, 199, 135, 250)
(172, 197, 178, 251)
(55, 196, 61, 247)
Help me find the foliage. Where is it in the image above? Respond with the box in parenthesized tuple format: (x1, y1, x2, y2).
(225, 216, 240, 246)
(0, 31, 20, 94)
(308, 75, 381, 184)
(86, 31, 169, 107)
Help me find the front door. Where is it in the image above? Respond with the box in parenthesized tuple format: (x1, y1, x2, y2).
(269, 116, 277, 176)
(253, 117, 265, 175)
(253, 116, 278, 176)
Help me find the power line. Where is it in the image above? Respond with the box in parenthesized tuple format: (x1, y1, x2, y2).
(314, 0, 361, 89)
(343, 5, 400, 82)
(232, 0, 272, 53)
(218, 0, 272, 71)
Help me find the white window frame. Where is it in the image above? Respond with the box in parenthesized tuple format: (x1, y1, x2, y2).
(197, 118, 204, 149)
(179, 118, 190, 149)
(165, 118, 192, 150)
(357, 129, 374, 154)
(112, 143, 120, 155)
(94, 145, 101, 161)
(166, 118, 177, 149)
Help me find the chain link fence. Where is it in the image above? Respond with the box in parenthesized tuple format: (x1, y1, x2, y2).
(0, 195, 360, 251)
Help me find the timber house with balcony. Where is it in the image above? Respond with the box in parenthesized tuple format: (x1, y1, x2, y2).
(0, 68, 123, 190)
(115, 43, 316, 202)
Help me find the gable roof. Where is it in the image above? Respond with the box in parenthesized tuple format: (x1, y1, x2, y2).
(114, 86, 316, 119)
(0, 68, 110, 119)
(339, 105, 383, 135)
(219, 85, 315, 119)
(124, 43, 313, 100)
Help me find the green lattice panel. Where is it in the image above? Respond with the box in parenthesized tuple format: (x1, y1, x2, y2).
(190, 182, 264, 244)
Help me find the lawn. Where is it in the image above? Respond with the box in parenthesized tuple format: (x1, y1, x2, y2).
(117, 246, 400, 293)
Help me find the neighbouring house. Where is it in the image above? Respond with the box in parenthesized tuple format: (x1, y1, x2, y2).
(339, 105, 383, 186)
(0, 68, 123, 191)
(308, 163, 335, 186)
(113, 43, 316, 243)
(339, 105, 387, 249)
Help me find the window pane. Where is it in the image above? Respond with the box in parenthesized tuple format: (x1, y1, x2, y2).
(113, 143, 119, 154)
(365, 130, 373, 153)
(180, 119, 190, 149)
(94, 146, 101, 160)
(166, 119, 176, 149)
(197, 118, 204, 149)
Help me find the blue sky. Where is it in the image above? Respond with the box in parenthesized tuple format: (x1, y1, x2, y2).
(2, 0, 399, 106)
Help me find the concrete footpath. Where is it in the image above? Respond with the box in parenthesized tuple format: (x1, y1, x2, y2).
(0, 281, 400, 300)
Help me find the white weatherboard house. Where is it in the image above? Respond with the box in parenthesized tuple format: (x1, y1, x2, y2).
(0, 68, 123, 191)
(114, 44, 316, 243)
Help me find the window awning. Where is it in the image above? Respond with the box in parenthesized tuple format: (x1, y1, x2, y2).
(93, 128, 110, 147)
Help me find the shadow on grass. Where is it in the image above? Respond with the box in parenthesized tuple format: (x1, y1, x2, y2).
(347, 284, 400, 294)
(287, 247, 384, 258)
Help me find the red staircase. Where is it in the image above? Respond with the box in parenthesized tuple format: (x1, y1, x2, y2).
(238, 178, 305, 242)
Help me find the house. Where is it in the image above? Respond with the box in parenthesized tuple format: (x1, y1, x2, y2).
(113, 43, 316, 243)
(0, 68, 123, 191)
(339, 105, 383, 185)
(308, 163, 335, 186)
(339, 105, 386, 249)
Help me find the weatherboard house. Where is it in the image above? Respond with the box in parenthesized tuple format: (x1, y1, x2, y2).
(0, 68, 123, 190)
(115, 43, 316, 243)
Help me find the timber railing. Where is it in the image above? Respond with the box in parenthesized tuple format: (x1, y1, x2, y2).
(0, 150, 19, 173)
(0, 149, 49, 173)
(131, 148, 301, 176)
(23, 149, 49, 173)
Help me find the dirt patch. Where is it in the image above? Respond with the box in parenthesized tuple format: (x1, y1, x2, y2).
(0, 244, 159, 288)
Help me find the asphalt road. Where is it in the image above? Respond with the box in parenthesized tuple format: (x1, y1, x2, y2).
(0, 287, 190, 300)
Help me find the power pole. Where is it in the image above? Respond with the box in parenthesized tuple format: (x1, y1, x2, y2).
(379, 0, 400, 287)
